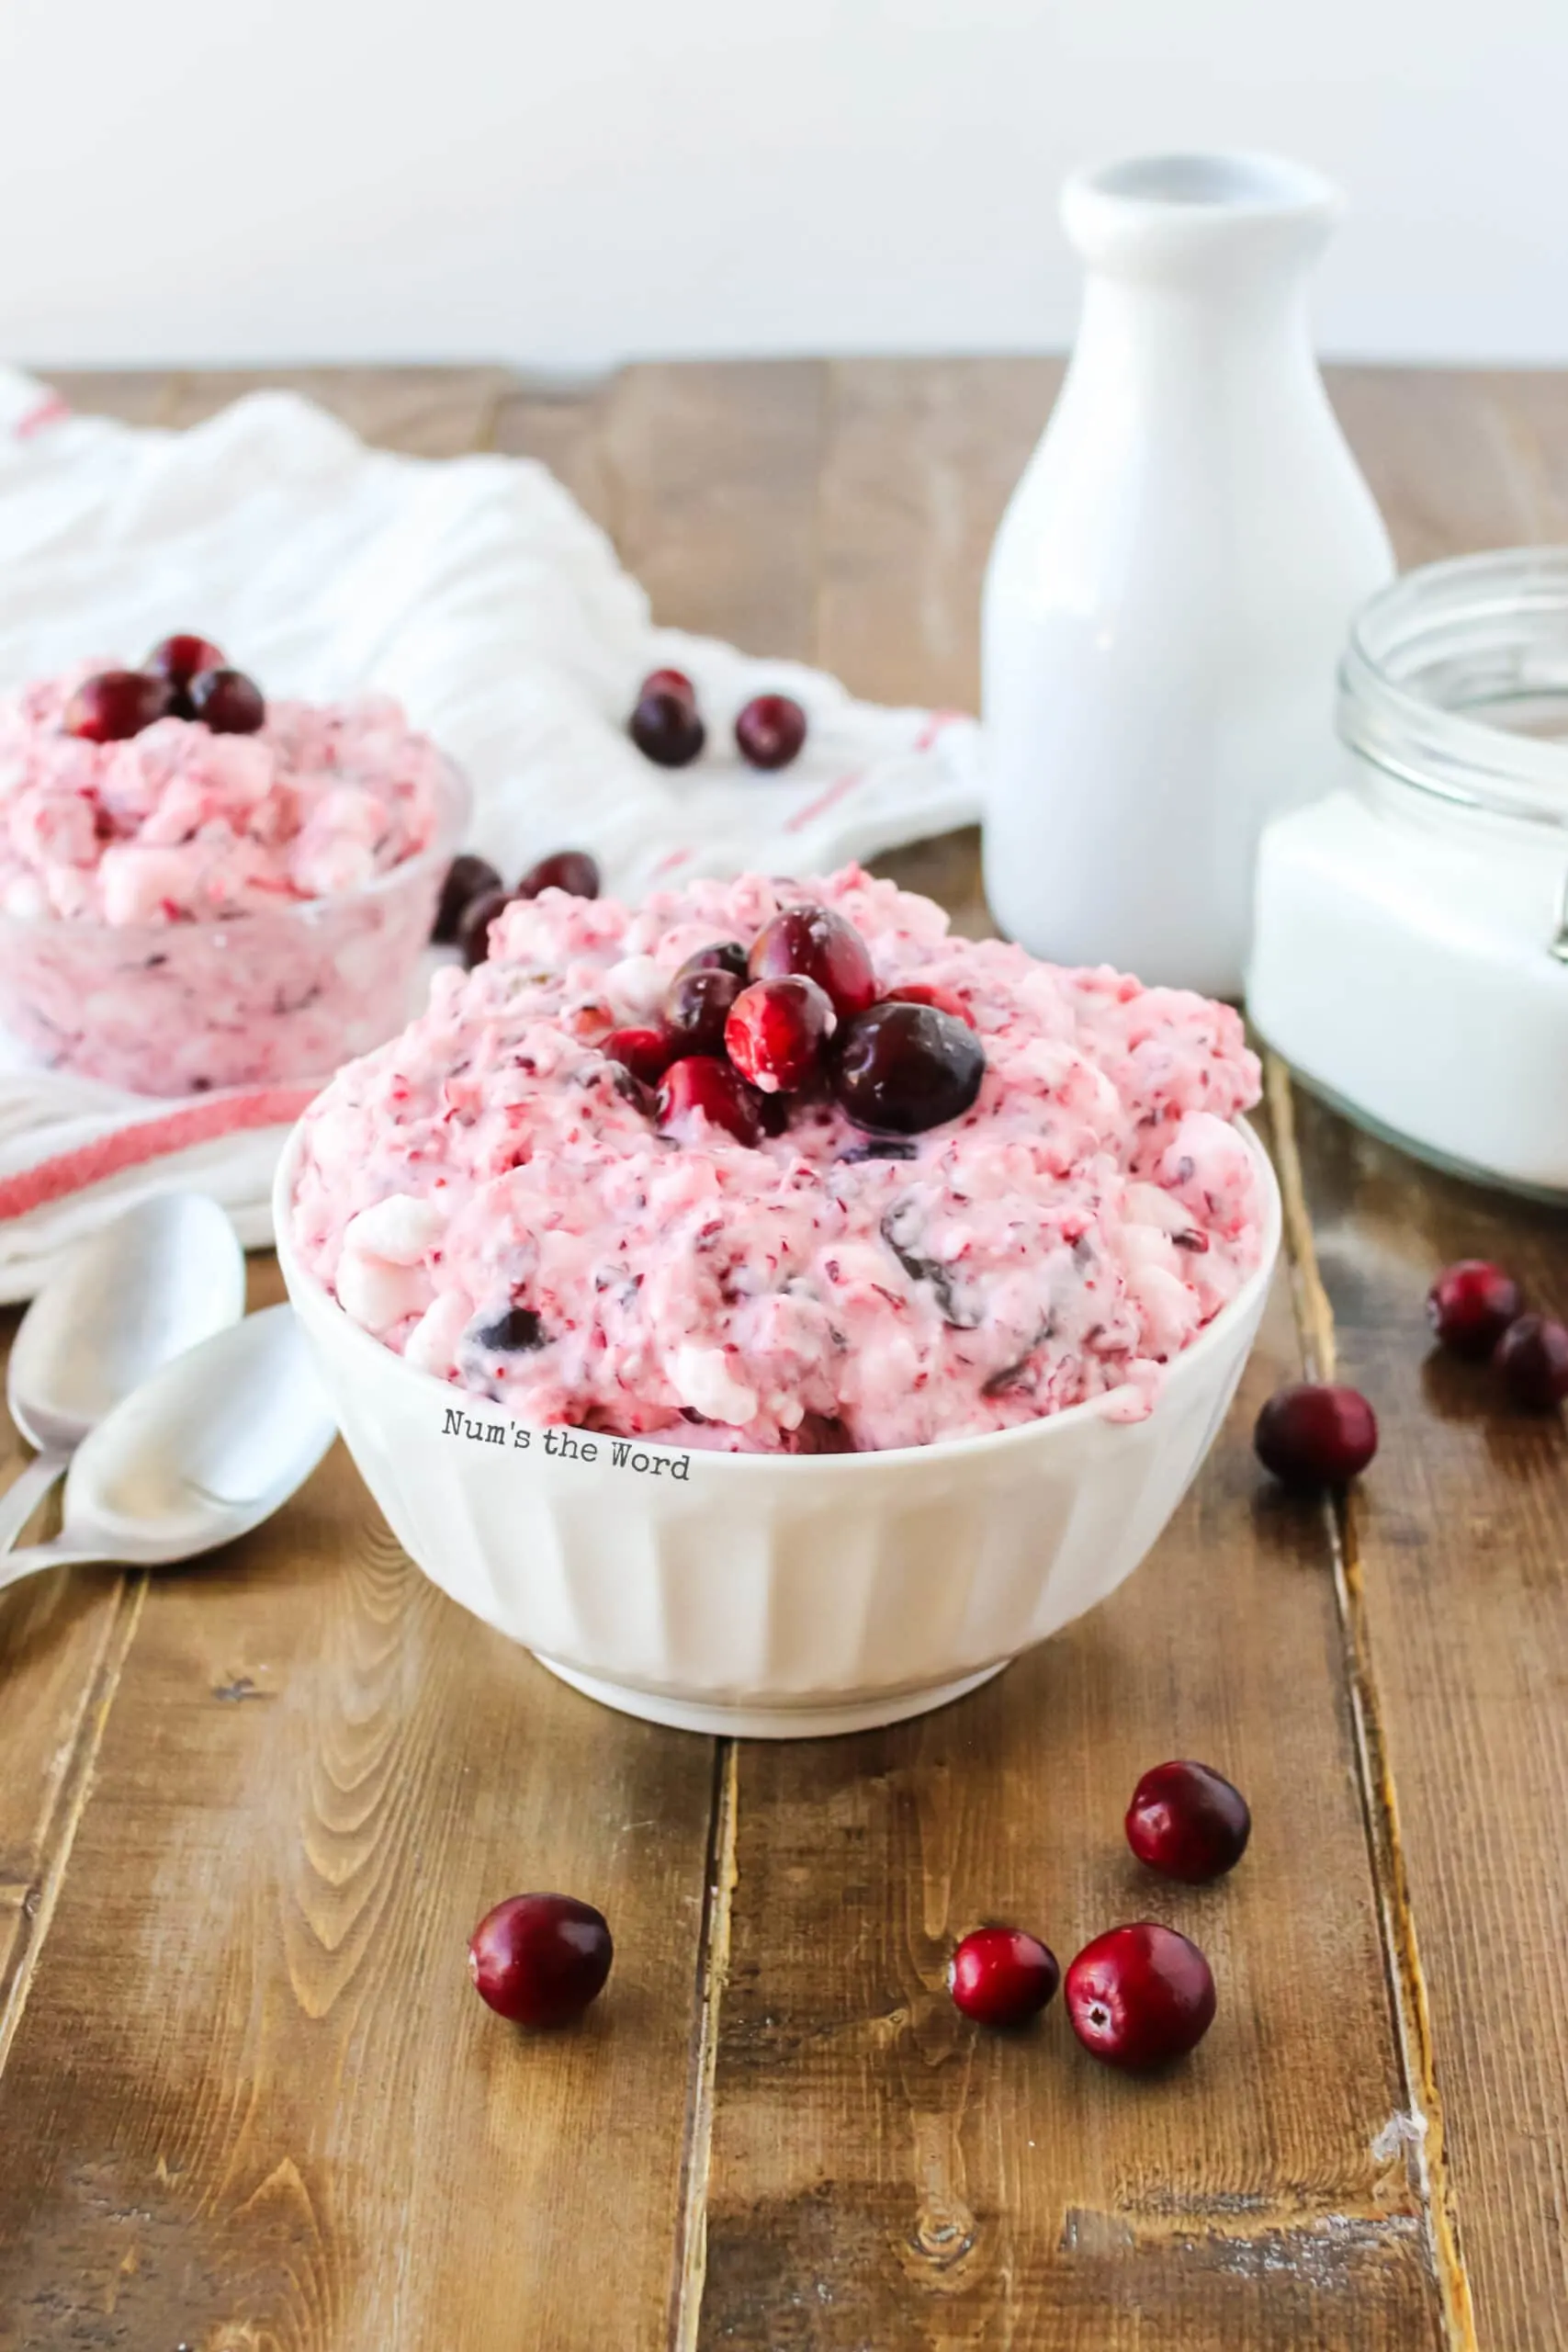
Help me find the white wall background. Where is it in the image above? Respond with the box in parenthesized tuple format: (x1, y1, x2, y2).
(0, 0, 1562, 370)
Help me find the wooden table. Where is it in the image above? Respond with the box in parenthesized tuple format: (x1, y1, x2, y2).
(0, 360, 1563, 2352)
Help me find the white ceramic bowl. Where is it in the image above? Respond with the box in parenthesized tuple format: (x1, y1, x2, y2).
(275, 1119, 1280, 1739)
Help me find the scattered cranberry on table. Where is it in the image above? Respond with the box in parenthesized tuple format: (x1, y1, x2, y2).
(1494, 1312, 1568, 1410)
(663, 964, 746, 1057)
(948, 1926, 1060, 2028)
(833, 998, 986, 1136)
(1427, 1259, 1524, 1359)
(64, 669, 175, 743)
(1253, 1381, 1379, 1487)
(468, 1893, 614, 2027)
(640, 666, 696, 707)
(1065, 1922, 1216, 2070)
(144, 632, 228, 691)
(1125, 1760, 1251, 1883)
(457, 886, 514, 969)
(629, 684, 705, 768)
(735, 692, 807, 772)
(604, 1024, 673, 1086)
(656, 1053, 764, 1147)
(748, 905, 878, 1021)
(726, 975, 835, 1093)
(518, 848, 601, 901)
(433, 854, 503, 945)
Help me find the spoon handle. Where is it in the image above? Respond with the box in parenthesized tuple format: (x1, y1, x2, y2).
(0, 1451, 67, 1560)
(0, 1539, 112, 1594)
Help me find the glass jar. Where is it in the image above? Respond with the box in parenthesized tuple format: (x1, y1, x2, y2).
(1247, 548, 1568, 1198)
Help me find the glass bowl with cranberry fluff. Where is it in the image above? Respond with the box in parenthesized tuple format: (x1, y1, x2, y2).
(0, 654, 467, 1095)
(278, 864, 1280, 1736)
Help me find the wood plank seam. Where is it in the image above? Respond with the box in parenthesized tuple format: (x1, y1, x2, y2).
(0, 1571, 145, 2075)
(668, 1737, 739, 2352)
(1268, 1054, 1480, 2352)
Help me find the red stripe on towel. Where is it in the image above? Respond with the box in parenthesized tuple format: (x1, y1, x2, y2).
(0, 1085, 317, 1222)
(14, 394, 72, 440)
(784, 771, 864, 834)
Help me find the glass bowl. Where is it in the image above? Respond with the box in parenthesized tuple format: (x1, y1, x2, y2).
(0, 758, 469, 1097)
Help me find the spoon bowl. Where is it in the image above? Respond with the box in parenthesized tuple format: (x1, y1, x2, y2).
(0, 1306, 338, 1588)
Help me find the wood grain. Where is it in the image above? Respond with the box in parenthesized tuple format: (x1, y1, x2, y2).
(159, 367, 515, 458)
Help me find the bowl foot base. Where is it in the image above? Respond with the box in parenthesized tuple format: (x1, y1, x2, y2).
(529, 1656, 1012, 1739)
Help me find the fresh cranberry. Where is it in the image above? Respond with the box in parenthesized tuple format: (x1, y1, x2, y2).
(663, 966, 745, 1057)
(639, 666, 696, 707)
(833, 999, 986, 1136)
(63, 669, 174, 743)
(1495, 1313, 1568, 1409)
(144, 632, 227, 690)
(1066, 1923, 1216, 2069)
(604, 1024, 673, 1085)
(678, 940, 750, 983)
(517, 849, 601, 901)
(457, 886, 513, 968)
(949, 1926, 1060, 2028)
(656, 1055, 763, 1147)
(1254, 1383, 1378, 1487)
(735, 693, 807, 772)
(432, 853, 502, 944)
(748, 905, 877, 1021)
(726, 976, 835, 1093)
(629, 687, 705, 768)
(886, 981, 978, 1031)
(468, 1893, 613, 2026)
(1427, 1259, 1524, 1358)
(1125, 1760, 1251, 1883)
(188, 667, 265, 734)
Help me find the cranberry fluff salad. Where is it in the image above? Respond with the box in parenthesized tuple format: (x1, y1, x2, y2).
(0, 639, 459, 1094)
(290, 865, 1265, 1457)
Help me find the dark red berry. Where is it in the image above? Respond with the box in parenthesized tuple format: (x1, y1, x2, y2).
(1495, 1313, 1568, 1409)
(833, 999, 986, 1136)
(663, 966, 744, 1057)
(1427, 1260, 1524, 1359)
(64, 670, 174, 743)
(726, 976, 835, 1093)
(1125, 1760, 1251, 1883)
(949, 1927, 1060, 2028)
(517, 849, 600, 901)
(629, 688, 705, 768)
(678, 940, 750, 983)
(1254, 1383, 1377, 1487)
(144, 632, 227, 689)
(639, 666, 696, 707)
(457, 886, 513, 968)
(604, 1024, 673, 1085)
(886, 980, 978, 1032)
(468, 1893, 613, 2027)
(748, 905, 877, 1022)
(735, 692, 807, 772)
(656, 1055, 763, 1147)
(1065, 1923, 1216, 2070)
(188, 667, 265, 735)
(432, 853, 502, 944)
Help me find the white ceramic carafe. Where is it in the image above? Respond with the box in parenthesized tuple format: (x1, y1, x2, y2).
(982, 153, 1393, 996)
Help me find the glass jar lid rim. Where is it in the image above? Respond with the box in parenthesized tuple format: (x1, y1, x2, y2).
(1339, 547, 1568, 830)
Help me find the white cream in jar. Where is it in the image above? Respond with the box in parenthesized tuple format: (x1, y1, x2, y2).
(1248, 548, 1568, 1199)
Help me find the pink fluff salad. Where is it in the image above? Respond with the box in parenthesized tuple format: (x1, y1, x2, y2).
(0, 665, 460, 1095)
(289, 866, 1265, 1456)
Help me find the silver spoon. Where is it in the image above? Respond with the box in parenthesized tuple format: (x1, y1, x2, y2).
(0, 1305, 337, 1593)
(0, 1191, 247, 1557)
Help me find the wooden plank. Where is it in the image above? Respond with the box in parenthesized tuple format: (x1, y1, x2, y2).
(491, 376, 617, 536)
(815, 356, 1062, 713)
(1325, 365, 1568, 567)
(160, 366, 514, 458)
(598, 359, 829, 660)
(0, 1428, 716, 2350)
(34, 372, 181, 430)
(696, 1245, 1441, 2348)
(1287, 1087, 1568, 2351)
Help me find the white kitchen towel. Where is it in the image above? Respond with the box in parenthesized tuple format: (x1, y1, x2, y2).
(0, 368, 983, 1298)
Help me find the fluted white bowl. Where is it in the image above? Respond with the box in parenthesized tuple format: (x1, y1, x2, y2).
(275, 1119, 1280, 1738)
